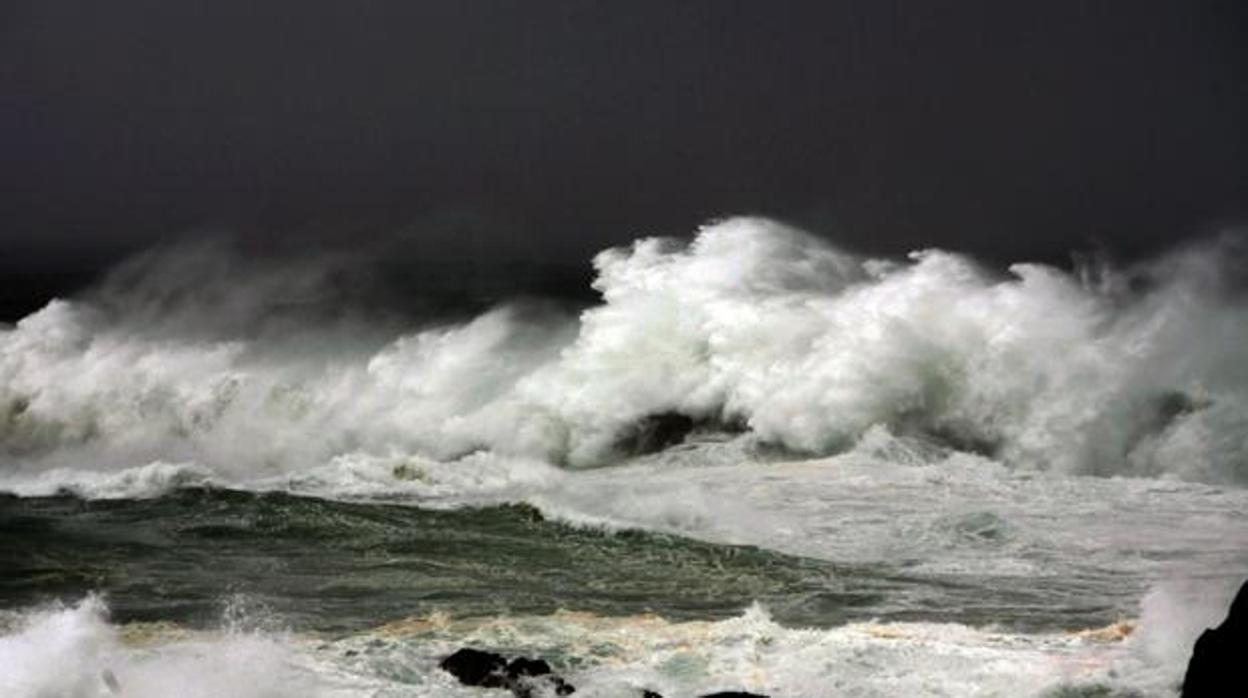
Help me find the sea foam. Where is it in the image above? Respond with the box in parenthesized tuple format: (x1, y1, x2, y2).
(2, 217, 1246, 491)
(2, 592, 1220, 698)
(0, 596, 333, 698)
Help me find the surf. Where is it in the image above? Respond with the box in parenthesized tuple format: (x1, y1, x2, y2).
(2, 217, 1246, 493)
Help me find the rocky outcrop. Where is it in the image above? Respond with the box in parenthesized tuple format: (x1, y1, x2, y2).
(1182, 579, 1248, 697)
(441, 648, 507, 688)
(439, 648, 772, 698)
(641, 691, 768, 698)
(440, 648, 574, 697)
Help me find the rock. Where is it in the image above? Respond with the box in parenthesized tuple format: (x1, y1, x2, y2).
(1182, 579, 1248, 697)
(507, 656, 552, 679)
(440, 648, 575, 697)
(438, 647, 769, 698)
(440, 647, 508, 688)
(507, 656, 575, 698)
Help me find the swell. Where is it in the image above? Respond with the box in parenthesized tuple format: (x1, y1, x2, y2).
(0, 487, 1139, 634)
(1, 488, 849, 631)
(1, 216, 1246, 486)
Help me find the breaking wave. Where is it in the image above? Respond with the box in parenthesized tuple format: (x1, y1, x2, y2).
(4, 585, 1240, 698)
(2, 217, 1247, 489)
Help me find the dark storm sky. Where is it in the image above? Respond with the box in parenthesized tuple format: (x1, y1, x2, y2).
(2, 1, 1246, 314)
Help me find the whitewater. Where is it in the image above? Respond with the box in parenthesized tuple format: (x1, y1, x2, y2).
(2, 217, 1247, 697)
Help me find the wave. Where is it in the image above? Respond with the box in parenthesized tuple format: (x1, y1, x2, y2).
(0, 595, 327, 698)
(2, 217, 1247, 487)
(4, 585, 1239, 698)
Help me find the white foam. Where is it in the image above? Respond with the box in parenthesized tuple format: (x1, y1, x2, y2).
(0, 583, 1231, 697)
(523, 431, 1248, 587)
(0, 461, 213, 499)
(280, 450, 568, 505)
(235, 603, 1190, 697)
(0, 596, 352, 698)
(4, 218, 1246, 492)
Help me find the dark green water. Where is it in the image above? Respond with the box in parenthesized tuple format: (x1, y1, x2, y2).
(0, 487, 1126, 634)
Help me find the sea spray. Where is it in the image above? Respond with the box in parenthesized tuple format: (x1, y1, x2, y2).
(0, 596, 322, 698)
(2, 217, 1246, 490)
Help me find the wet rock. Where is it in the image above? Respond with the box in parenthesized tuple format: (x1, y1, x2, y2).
(440, 648, 575, 697)
(545, 675, 577, 697)
(507, 656, 552, 679)
(440, 647, 508, 688)
(508, 656, 575, 697)
(1182, 579, 1248, 697)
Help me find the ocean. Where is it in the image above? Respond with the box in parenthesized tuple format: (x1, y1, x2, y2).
(2, 217, 1246, 697)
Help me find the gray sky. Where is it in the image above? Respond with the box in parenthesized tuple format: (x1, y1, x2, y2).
(2, 1, 1246, 316)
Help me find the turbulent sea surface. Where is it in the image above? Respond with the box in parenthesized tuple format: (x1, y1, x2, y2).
(2, 218, 1247, 697)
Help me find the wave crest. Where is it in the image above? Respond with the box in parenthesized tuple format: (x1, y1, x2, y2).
(2, 217, 1246, 486)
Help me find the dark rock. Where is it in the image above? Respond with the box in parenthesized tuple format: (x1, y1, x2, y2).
(642, 691, 664, 698)
(508, 673, 576, 698)
(507, 656, 553, 679)
(440, 648, 575, 697)
(440, 648, 508, 688)
(1182, 579, 1248, 697)
(699, 693, 770, 698)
